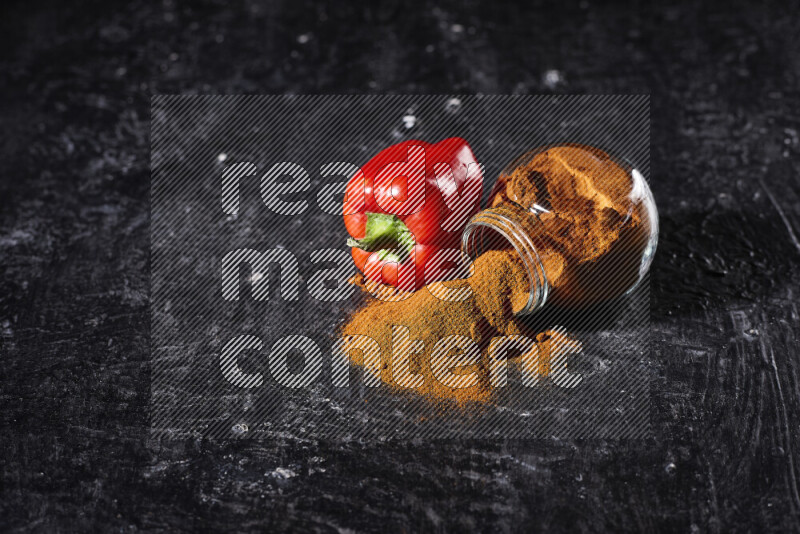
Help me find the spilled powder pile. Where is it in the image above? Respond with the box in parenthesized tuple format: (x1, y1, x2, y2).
(470, 249, 530, 332)
(341, 250, 555, 404)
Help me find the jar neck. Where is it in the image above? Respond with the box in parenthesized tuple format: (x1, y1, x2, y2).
(461, 205, 550, 315)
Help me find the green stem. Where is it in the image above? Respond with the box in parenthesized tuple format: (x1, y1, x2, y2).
(346, 212, 416, 263)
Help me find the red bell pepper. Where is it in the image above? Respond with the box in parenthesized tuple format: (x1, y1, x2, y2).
(343, 137, 484, 291)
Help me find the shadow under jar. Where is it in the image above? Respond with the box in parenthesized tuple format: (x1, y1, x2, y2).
(461, 144, 658, 315)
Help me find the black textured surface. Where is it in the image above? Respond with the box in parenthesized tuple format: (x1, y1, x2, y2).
(2, 0, 800, 532)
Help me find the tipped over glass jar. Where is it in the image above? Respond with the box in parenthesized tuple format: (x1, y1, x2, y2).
(462, 144, 659, 315)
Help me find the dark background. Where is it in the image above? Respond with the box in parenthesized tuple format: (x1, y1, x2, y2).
(2, 0, 800, 532)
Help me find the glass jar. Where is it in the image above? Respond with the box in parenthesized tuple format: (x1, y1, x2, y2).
(461, 144, 658, 315)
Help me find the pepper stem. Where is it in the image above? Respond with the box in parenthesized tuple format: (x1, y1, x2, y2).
(346, 212, 416, 263)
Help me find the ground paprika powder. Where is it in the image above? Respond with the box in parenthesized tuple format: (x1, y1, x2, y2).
(339, 143, 658, 405)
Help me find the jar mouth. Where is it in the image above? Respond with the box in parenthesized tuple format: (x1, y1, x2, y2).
(461, 208, 549, 315)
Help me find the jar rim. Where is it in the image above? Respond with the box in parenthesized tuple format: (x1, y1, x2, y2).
(498, 142, 637, 177)
(461, 206, 550, 315)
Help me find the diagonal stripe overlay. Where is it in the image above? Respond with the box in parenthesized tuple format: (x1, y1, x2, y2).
(150, 95, 653, 441)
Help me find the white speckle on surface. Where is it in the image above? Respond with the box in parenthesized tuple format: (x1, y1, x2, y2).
(0, 229, 35, 248)
(271, 467, 297, 479)
(665, 462, 676, 473)
(251, 272, 264, 283)
(451, 23, 464, 33)
(444, 97, 461, 113)
(231, 423, 248, 435)
(784, 128, 798, 145)
(217, 153, 227, 162)
(543, 69, 564, 89)
(297, 33, 311, 44)
(402, 114, 416, 129)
